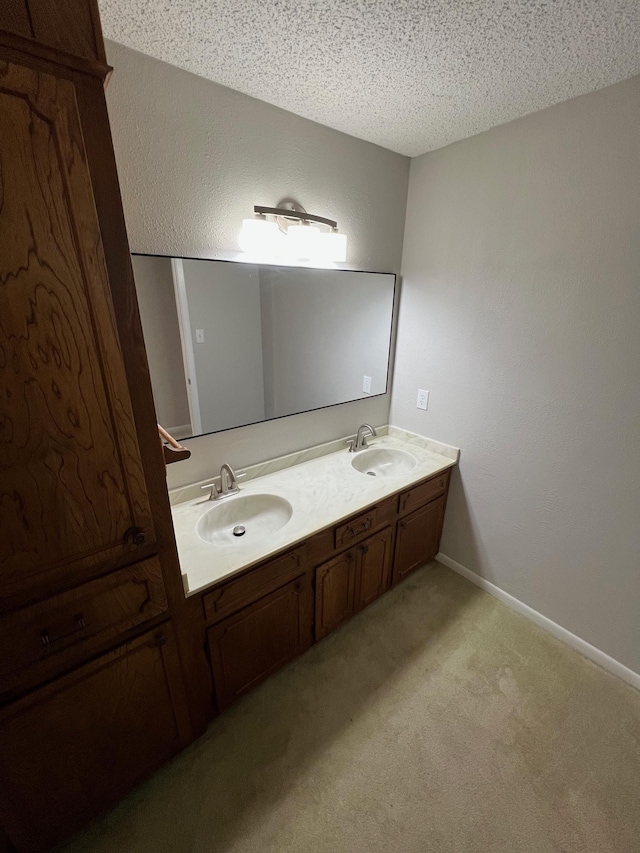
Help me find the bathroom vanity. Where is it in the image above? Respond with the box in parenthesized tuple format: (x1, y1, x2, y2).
(170, 429, 458, 714)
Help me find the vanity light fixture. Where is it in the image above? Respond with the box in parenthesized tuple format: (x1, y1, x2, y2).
(239, 199, 347, 263)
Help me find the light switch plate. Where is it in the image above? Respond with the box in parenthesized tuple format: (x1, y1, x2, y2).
(417, 389, 429, 410)
(363, 375, 372, 394)
(195, 329, 205, 344)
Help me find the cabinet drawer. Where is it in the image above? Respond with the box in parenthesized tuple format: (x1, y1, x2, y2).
(0, 556, 167, 697)
(334, 497, 395, 549)
(203, 546, 306, 625)
(398, 470, 450, 516)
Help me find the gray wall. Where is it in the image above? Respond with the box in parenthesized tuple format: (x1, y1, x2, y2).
(181, 260, 265, 434)
(105, 40, 409, 487)
(131, 254, 190, 434)
(259, 268, 394, 418)
(391, 76, 640, 674)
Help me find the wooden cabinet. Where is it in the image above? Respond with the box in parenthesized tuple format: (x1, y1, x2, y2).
(0, 0, 106, 63)
(0, 625, 191, 853)
(0, 557, 168, 700)
(398, 472, 448, 517)
(0, 57, 154, 609)
(393, 496, 446, 585)
(315, 526, 393, 639)
(315, 550, 356, 640)
(202, 547, 305, 625)
(207, 574, 313, 711)
(0, 4, 197, 850)
(354, 527, 393, 611)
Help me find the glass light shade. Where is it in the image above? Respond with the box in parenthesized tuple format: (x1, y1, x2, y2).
(238, 217, 280, 254)
(285, 224, 320, 259)
(317, 231, 347, 263)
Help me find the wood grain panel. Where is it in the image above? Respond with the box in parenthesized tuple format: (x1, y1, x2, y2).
(0, 1, 33, 38)
(23, 0, 106, 63)
(393, 496, 445, 585)
(208, 575, 313, 710)
(0, 59, 154, 606)
(315, 550, 356, 640)
(203, 547, 305, 624)
(0, 624, 191, 853)
(398, 470, 449, 517)
(353, 526, 393, 611)
(0, 556, 167, 698)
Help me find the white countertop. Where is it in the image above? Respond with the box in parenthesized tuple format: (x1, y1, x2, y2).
(170, 427, 459, 596)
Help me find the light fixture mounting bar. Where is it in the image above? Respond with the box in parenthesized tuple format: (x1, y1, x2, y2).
(254, 205, 338, 230)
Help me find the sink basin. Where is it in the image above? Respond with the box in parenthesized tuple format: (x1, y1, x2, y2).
(351, 447, 417, 477)
(197, 493, 293, 546)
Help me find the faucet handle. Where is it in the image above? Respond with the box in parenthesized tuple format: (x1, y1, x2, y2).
(200, 482, 220, 500)
(345, 438, 356, 453)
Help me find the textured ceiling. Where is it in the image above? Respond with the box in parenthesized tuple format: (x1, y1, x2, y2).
(99, 0, 640, 156)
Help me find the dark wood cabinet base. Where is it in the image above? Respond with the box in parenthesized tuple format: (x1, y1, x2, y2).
(202, 467, 452, 715)
(0, 625, 191, 852)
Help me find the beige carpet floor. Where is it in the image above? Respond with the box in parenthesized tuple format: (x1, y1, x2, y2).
(62, 562, 640, 853)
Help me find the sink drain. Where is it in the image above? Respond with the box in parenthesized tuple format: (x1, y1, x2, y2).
(366, 471, 376, 476)
(232, 525, 246, 537)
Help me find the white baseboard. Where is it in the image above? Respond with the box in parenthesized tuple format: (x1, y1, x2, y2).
(436, 552, 640, 692)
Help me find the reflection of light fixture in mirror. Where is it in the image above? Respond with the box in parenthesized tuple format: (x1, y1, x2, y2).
(239, 199, 347, 263)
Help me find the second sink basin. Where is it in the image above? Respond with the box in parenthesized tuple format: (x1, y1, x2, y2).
(197, 493, 293, 547)
(351, 447, 417, 477)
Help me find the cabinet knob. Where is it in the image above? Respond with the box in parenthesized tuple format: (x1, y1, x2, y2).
(361, 545, 369, 555)
(399, 521, 407, 530)
(155, 633, 167, 648)
(124, 526, 146, 546)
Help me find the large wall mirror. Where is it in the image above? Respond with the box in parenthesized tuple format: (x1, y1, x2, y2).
(131, 255, 396, 439)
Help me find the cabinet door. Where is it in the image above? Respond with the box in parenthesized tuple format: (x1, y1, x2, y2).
(315, 550, 357, 640)
(393, 496, 445, 586)
(207, 574, 313, 711)
(354, 526, 393, 612)
(0, 59, 154, 607)
(0, 624, 191, 853)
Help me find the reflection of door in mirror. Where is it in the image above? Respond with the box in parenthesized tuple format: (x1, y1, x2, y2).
(131, 255, 192, 438)
(131, 255, 396, 440)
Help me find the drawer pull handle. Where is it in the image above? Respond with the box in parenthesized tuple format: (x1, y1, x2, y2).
(40, 614, 86, 648)
(347, 520, 370, 537)
(124, 526, 147, 546)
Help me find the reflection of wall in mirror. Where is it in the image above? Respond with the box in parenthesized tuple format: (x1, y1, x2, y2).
(260, 268, 394, 419)
(131, 255, 191, 437)
(132, 257, 395, 440)
(181, 260, 265, 434)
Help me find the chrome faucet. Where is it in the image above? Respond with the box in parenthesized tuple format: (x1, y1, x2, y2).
(347, 423, 377, 453)
(201, 463, 245, 500)
(219, 463, 241, 496)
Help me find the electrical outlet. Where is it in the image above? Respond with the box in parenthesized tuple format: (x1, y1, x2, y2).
(195, 329, 205, 344)
(416, 389, 429, 410)
(362, 375, 372, 394)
